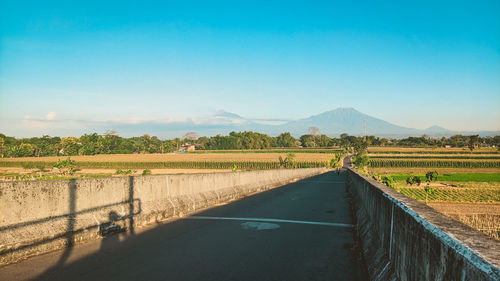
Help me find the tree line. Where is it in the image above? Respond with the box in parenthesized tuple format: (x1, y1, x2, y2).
(0, 131, 498, 158)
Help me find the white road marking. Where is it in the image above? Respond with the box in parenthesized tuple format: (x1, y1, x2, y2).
(185, 216, 354, 228)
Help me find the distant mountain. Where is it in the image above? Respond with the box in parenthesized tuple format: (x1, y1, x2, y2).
(213, 110, 249, 125)
(214, 110, 245, 120)
(425, 125, 450, 132)
(271, 108, 499, 137)
(270, 107, 417, 137)
(66, 108, 500, 138)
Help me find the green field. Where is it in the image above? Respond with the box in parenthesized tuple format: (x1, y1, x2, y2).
(366, 150, 500, 205)
(390, 173, 500, 203)
(363, 147, 500, 240)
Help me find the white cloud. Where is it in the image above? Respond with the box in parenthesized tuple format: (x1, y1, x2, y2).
(21, 119, 53, 129)
(45, 112, 56, 120)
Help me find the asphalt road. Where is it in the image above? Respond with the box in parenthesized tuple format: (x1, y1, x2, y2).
(0, 171, 366, 281)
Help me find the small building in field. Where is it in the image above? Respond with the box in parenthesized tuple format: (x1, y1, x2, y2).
(179, 143, 196, 152)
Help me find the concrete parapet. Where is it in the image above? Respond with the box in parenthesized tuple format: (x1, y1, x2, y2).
(346, 168, 499, 281)
(0, 168, 326, 265)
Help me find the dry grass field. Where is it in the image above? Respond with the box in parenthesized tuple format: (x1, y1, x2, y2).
(429, 202, 500, 214)
(429, 202, 500, 240)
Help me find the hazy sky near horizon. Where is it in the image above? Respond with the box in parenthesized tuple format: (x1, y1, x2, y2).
(1, 0, 499, 137)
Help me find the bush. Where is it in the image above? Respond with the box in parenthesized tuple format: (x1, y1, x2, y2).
(370, 172, 381, 181)
(381, 176, 395, 189)
(329, 152, 345, 168)
(353, 153, 370, 168)
(425, 171, 439, 182)
(142, 169, 152, 176)
(406, 176, 421, 186)
(279, 153, 296, 168)
(115, 169, 132, 175)
(424, 184, 436, 204)
(53, 157, 77, 169)
(52, 157, 78, 175)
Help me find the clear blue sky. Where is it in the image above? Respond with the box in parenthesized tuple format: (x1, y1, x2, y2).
(1, 0, 499, 137)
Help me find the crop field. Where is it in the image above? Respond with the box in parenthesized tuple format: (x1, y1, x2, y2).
(191, 149, 343, 154)
(368, 147, 498, 154)
(366, 147, 500, 240)
(370, 159, 500, 168)
(368, 167, 500, 174)
(0, 152, 336, 163)
(370, 155, 500, 159)
(396, 184, 500, 202)
(0, 152, 339, 178)
(0, 160, 327, 170)
(0, 152, 340, 181)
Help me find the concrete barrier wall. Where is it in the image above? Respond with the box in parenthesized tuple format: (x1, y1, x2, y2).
(346, 168, 500, 281)
(0, 168, 326, 265)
